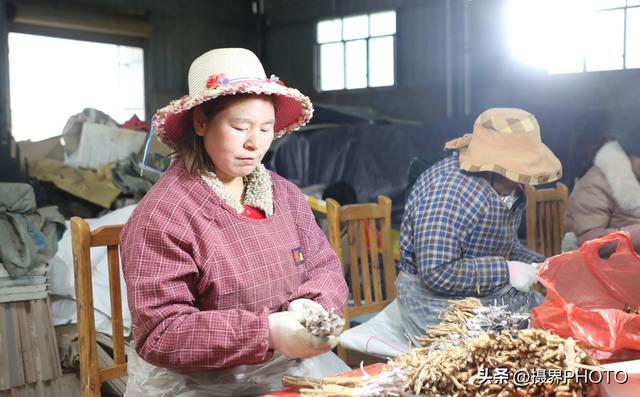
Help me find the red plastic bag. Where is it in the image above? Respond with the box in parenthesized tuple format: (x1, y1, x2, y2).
(121, 114, 149, 131)
(532, 231, 640, 360)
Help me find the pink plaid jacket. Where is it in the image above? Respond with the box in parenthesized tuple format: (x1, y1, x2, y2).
(120, 161, 347, 371)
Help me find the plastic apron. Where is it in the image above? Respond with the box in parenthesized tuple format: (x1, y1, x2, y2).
(395, 271, 543, 346)
(124, 345, 349, 397)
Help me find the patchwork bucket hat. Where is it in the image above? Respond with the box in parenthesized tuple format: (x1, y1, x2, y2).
(444, 108, 562, 185)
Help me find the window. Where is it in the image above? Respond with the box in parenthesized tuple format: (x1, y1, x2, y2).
(8, 33, 145, 142)
(508, 0, 640, 74)
(316, 11, 396, 91)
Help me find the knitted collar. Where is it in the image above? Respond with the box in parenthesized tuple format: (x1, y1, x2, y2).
(201, 164, 274, 217)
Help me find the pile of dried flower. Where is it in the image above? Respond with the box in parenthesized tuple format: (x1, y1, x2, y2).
(395, 310, 600, 396)
(283, 366, 405, 397)
(287, 299, 602, 397)
(417, 297, 529, 346)
(304, 308, 345, 337)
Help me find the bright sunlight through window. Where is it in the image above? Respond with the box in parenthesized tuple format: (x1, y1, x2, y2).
(317, 10, 396, 91)
(508, 0, 640, 74)
(8, 33, 145, 142)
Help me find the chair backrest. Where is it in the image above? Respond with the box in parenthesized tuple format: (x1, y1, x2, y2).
(71, 217, 126, 397)
(525, 182, 569, 258)
(326, 196, 397, 359)
(306, 195, 327, 215)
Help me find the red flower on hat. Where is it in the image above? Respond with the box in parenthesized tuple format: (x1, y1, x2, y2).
(206, 73, 229, 89)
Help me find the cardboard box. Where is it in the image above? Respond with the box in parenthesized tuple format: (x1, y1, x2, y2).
(64, 123, 147, 169)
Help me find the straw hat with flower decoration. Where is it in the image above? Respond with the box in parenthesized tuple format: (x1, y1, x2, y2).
(151, 48, 313, 147)
(444, 108, 562, 185)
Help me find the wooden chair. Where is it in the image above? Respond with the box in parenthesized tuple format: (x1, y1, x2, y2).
(525, 182, 569, 258)
(306, 195, 328, 214)
(309, 194, 402, 263)
(326, 196, 397, 362)
(71, 217, 127, 397)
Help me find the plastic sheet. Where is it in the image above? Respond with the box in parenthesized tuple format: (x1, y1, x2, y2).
(532, 231, 640, 360)
(267, 124, 449, 228)
(339, 299, 411, 358)
(124, 346, 349, 397)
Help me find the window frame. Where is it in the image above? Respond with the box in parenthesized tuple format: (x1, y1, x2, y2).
(314, 10, 397, 93)
(7, 26, 148, 142)
(615, 1, 640, 70)
(557, 1, 639, 74)
(7, 2, 150, 141)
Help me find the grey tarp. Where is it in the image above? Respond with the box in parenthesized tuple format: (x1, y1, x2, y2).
(111, 153, 160, 200)
(268, 123, 459, 227)
(0, 183, 66, 276)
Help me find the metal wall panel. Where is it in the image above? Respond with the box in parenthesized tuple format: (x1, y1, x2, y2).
(266, 0, 640, 130)
(264, 0, 450, 125)
(0, 0, 11, 142)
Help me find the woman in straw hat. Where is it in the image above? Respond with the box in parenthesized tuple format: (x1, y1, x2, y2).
(395, 108, 563, 343)
(120, 48, 349, 396)
(564, 128, 640, 253)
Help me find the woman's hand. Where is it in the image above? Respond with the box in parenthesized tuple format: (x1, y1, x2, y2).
(268, 311, 338, 358)
(507, 261, 539, 292)
(288, 298, 327, 316)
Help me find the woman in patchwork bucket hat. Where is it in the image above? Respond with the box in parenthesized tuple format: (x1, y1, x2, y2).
(564, 127, 640, 253)
(120, 48, 348, 396)
(395, 107, 562, 344)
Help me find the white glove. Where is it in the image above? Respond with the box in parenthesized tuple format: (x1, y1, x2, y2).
(268, 311, 339, 359)
(288, 298, 327, 316)
(507, 260, 539, 292)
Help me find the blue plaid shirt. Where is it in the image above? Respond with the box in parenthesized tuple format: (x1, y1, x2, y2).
(399, 153, 543, 296)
